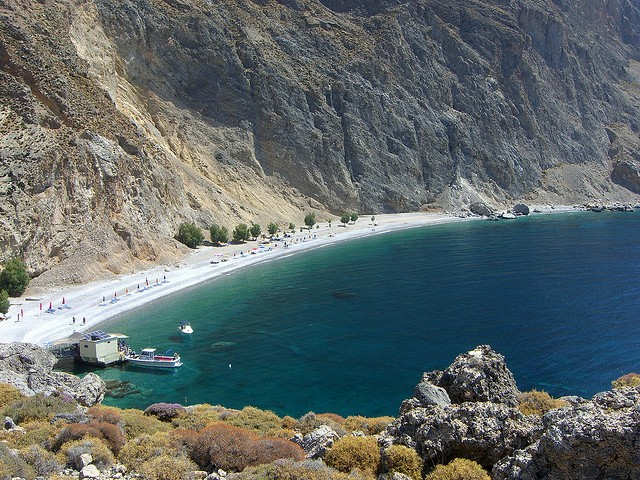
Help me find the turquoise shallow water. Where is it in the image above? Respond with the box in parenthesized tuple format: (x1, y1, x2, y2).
(60, 212, 640, 417)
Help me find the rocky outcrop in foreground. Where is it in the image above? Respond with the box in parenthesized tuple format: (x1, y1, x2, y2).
(0, 343, 105, 406)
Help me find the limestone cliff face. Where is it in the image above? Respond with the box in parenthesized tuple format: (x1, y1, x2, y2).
(1, 0, 640, 285)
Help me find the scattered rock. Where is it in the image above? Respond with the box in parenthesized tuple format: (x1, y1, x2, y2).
(4, 416, 16, 430)
(378, 473, 414, 480)
(470, 202, 494, 217)
(79, 454, 93, 469)
(80, 465, 100, 479)
(187, 471, 208, 480)
(294, 425, 340, 459)
(513, 204, 530, 215)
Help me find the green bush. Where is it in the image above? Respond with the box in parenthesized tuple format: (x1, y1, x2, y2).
(425, 458, 489, 480)
(0, 383, 23, 408)
(304, 213, 317, 228)
(20, 445, 62, 476)
(140, 455, 197, 480)
(176, 223, 204, 249)
(612, 373, 640, 389)
(223, 406, 283, 436)
(2, 393, 77, 423)
(118, 432, 177, 470)
(324, 436, 381, 475)
(57, 438, 114, 470)
(0, 443, 35, 480)
(340, 214, 350, 225)
(233, 224, 250, 243)
(382, 445, 422, 480)
(250, 223, 261, 239)
(343, 416, 393, 435)
(268, 223, 279, 236)
(210, 225, 229, 244)
(517, 390, 568, 416)
(350, 213, 359, 222)
(0, 290, 9, 314)
(289, 223, 295, 231)
(0, 258, 29, 297)
(122, 408, 170, 439)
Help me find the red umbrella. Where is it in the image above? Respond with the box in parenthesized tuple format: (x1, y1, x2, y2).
(39, 303, 42, 311)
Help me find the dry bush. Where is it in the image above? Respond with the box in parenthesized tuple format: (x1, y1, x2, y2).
(20, 445, 62, 476)
(186, 422, 304, 472)
(87, 405, 123, 425)
(0, 420, 59, 449)
(324, 436, 381, 475)
(223, 406, 283, 435)
(612, 373, 640, 389)
(139, 455, 197, 480)
(171, 404, 223, 431)
(425, 458, 490, 480)
(118, 432, 177, 470)
(0, 442, 35, 480)
(233, 458, 351, 480)
(297, 412, 346, 436)
(517, 390, 568, 416)
(53, 422, 125, 454)
(281, 416, 298, 429)
(317, 413, 346, 425)
(144, 403, 186, 421)
(343, 416, 394, 435)
(57, 438, 114, 470)
(2, 394, 77, 423)
(121, 408, 170, 440)
(0, 383, 23, 408)
(382, 445, 422, 480)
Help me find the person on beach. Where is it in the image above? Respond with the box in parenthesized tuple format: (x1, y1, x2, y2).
(82, 317, 86, 325)
(72, 316, 75, 324)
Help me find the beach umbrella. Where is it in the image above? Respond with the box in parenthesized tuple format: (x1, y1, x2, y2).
(49, 302, 52, 310)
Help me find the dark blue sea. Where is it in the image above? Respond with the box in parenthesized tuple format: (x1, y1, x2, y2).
(60, 211, 640, 417)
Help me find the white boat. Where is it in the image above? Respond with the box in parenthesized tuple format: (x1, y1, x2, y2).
(178, 323, 194, 335)
(125, 348, 182, 368)
(499, 212, 517, 219)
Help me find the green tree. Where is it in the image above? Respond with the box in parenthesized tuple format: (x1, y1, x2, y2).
(0, 258, 30, 297)
(289, 223, 295, 231)
(0, 289, 9, 314)
(250, 223, 261, 239)
(233, 224, 249, 243)
(267, 223, 279, 236)
(350, 212, 359, 223)
(341, 213, 351, 225)
(209, 224, 229, 245)
(176, 223, 204, 249)
(304, 213, 316, 229)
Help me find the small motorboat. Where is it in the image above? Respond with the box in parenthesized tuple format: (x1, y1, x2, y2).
(178, 323, 194, 335)
(125, 348, 182, 368)
(499, 212, 517, 219)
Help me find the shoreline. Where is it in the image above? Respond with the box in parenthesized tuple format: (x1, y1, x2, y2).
(2, 207, 579, 346)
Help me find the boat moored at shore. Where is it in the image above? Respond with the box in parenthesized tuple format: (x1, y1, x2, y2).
(125, 348, 183, 368)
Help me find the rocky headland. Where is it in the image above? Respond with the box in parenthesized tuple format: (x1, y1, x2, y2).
(2, 0, 640, 287)
(1, 342, 639, 480)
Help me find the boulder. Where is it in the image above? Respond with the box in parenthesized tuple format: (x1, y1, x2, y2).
(4, 416, 16, 430)
(437, 345, 520, 406)
(470, 202, 493, 217)
(80, 465, 100, 479)
(413, 380, 451, 408)
(0, 343, 105, 406)
(385, 403, 542, 470)
(513, 204, 530, 215)
(78, 454, 93, 469)
(378, 473, 414, 480)
(144, 402, 187, 421)
(492, 390, 640, 479)
(293, 425, 340, 459)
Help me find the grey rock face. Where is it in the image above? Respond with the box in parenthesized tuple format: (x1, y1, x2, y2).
(470, 202, 494, 217)
(492, 388, 640, 480)
(512, 204, 530, 215)
(386, 404, 542, 469)
(0, 343, 105, 406)
(292, 425, 340, 459)
(437, 345, 520, 406)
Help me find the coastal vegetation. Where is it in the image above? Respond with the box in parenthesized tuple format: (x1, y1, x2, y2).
(324, 436, 380, 476)
(612, 373, 640, 389)
(0, 290, 9, 314)
(175, 224, 203, 249)
(382, 445, 422, 480)
(233, 224, 250, 243)
(304, 213, 317, 229)
(209, 225, 229, 245)
(0, 258, 30, 297)
(425, 458, 490, 480)
(268, 223, 279, 236)
(249, 223, 261, 240)
(516, 390, 568, 416)
(350, 213, 359, 223)
(340, 214, 350, 226)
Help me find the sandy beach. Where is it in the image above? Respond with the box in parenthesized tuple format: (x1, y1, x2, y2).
(1, 207, 579, 345)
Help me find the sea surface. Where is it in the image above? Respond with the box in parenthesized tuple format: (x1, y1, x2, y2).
(59, 212, 640, 417)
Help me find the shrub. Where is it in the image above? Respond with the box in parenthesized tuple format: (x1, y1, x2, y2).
(304, 213, 317, 228)
(297, 412, 346, 436)
(425, 458, 490, 480)
(0, 258, 30, 297)
(0, 420, 59, 449)
(289, 223, 295, 231)
(2, 393, 77, 423)
(350, 213, 359, 222)
(187, 423, 304, 472)
(340, 214, 350, 225)
(223, 406, 283, 436)
(140, 455, 197, 480)
(209, 225, 229, 245)
(250, 223, 261, 239)
(233, 223, 250, 243)
(0, 290, 9, 314)
(343, 416, 394, 435)
(121, 408, 170, 439)
(0, 383, 23, 408)
(317, 413, 346, 425)
(517, 390, 568, 416)
(324, 436, 381, 475)
(20, 445, 62, 476)
(0, 443, 35, 480)
(87, 405, 123, 424)
(118, 432, 176, 470)
(145, 403, 187, 421)
(57, 438, 114, 470)
(612, 373, 640, 389)
(176, 223, 204, 249)
(234, 458, 352, 480)
(382, 445, 422, 480)
(171, 404, 224, 431)
(268, 223, 279, 236)
(53, 422, 125, 454)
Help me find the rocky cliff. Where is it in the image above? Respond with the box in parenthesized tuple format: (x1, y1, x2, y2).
(1, 0, 640, 285)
